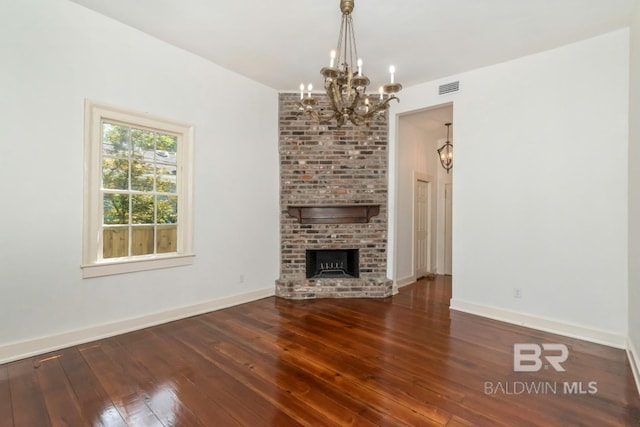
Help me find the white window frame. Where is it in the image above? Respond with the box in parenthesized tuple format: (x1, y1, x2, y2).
(82, 100, 195, 278)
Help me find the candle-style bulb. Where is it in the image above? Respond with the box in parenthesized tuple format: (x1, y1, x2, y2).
(357, 58, 363, 76)
(299, 83, 304, 100)
(330, 50, 336, 68)
(379, 86, 384, 100)
(389, 65, 396, 84)
(307, 83, 313, 98)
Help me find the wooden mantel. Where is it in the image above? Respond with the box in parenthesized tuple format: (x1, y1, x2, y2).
(287, 205, 380, 224)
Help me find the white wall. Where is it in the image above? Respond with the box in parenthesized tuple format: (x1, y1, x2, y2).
(389, 29, 629, 344)
(628, 0, 640, 376)
(0, 0, 279, 361)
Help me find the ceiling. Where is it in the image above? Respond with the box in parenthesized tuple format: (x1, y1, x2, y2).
(69, 0, 634, 92)
(401, 104, 453, 135)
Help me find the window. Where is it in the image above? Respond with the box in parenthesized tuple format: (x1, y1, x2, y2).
(82, 101, 194, 278)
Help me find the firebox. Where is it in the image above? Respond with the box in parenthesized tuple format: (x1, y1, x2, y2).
(306, 249, 359, 279)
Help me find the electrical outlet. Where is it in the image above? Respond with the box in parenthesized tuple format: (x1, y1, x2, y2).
(513, 288, 522, 299)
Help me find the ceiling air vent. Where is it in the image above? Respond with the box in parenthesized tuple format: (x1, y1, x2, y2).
(439, 81, 459, 95)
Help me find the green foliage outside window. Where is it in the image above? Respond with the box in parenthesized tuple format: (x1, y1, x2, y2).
(101, 122, 179, 257)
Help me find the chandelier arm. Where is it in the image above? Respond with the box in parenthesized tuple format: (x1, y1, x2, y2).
(367, 96, 399, 115)
(349, 116, 363, 126)
(357, 109, 381, 121)
(327, 80, 342, 113)
(351, 96, 399, 123)
(301, 110, 318, 121)
(316, 109, 338, 122)
(348, 90, 361, 112)
(300, 108, 337, 124)
(349, 111, 369, 126)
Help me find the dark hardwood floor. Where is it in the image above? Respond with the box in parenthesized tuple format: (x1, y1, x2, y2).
(2, 276, 639, 426)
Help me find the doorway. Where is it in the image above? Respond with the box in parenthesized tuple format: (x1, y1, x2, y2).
(395, 103, 453, 285)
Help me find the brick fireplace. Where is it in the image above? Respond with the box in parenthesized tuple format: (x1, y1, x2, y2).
(275, 93, 394, 299)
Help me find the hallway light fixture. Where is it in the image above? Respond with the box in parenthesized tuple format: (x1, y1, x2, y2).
(297, 0, 402, 127)
(437, 122, 453, 173)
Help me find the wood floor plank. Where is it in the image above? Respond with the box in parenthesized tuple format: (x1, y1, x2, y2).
(8, 358, 51, 427)
(0, 365, 14, 427)
(165, 317, 339, 426)
(57, 347, 127, 427)
(34, 353, 88, 426)
(118, 325, 298, 426)
(79, 342, 165, 426)
(242, 297, 550, 426)
(151, 319, 304, 426)
(244, 300, 522, 426)
(203, 308, 451, 426)
(103, 337, 205, 427)
(202, 325, 400, 426)
(99, 336, 211, 427)
(2, 275, 639, 426)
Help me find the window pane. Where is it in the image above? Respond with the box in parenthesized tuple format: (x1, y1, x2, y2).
(155, 149, 174, 163)
(156, 164, 177, 193)
(103, 227, 128, 258)
(131, 160, 155, 191)
(102, 123, 130, 157)
(132, 194, 154, 224)
(131, 128, 155, 154)
(156, 133, 177, 166)
(103, 193, 129, 224)
(157, 196, 178, 224)
(157, 133, 177, 155)
(157, 225, 177, 254)
(102, 158, 129, 190)
(131, 226, 154, 256)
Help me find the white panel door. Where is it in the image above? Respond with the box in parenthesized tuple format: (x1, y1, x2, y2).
(415, 179, 430, 278)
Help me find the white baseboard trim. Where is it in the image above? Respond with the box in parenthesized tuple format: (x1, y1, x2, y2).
(627, 337, 640, 397)
(0, 286, 275, 365)
(396, 275, 416, 288)
(450, 299, 627, 349)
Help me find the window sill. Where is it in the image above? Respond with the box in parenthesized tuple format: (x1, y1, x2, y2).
(82, 253, 195, 278)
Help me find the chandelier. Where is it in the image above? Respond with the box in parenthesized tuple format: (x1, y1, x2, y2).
(298, 0, 402, 127)
(437, 123, 453, 173)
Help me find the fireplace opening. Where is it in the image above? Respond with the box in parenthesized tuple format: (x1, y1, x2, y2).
(306, 249, 359, 279)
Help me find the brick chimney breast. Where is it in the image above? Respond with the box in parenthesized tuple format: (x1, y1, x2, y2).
(275, 93, 393, 299)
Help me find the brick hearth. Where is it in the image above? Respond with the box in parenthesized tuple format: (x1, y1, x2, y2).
(275, 93, 393, 299)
